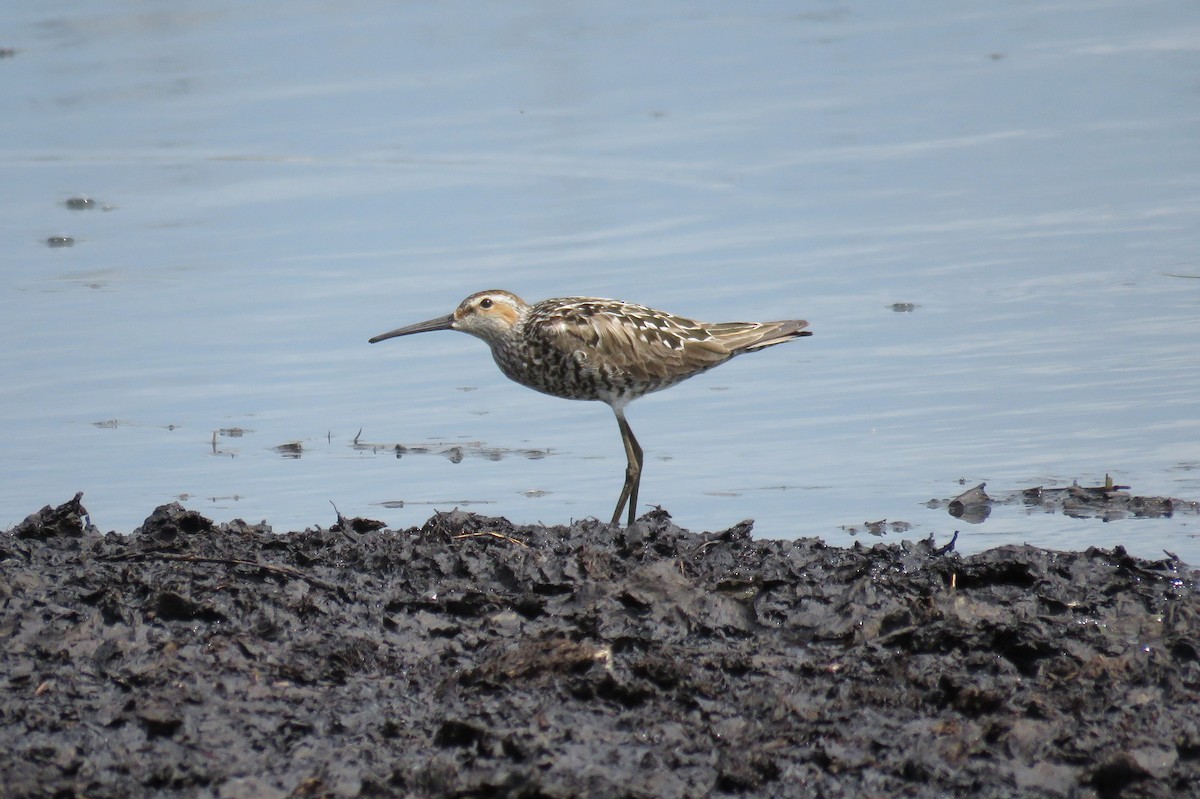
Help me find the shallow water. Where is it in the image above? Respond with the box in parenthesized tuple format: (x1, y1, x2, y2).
(3, 1, 1199, 561)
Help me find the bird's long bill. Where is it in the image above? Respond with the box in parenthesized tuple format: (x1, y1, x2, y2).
(368, 313, 455, 343)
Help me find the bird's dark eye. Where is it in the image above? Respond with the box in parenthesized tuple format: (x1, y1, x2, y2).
(479, 298, 493, 309)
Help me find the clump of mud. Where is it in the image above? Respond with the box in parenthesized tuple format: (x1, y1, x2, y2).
(2, 495, 1197, 798)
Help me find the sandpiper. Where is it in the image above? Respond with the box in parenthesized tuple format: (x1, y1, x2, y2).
(370, 290, 811, 526)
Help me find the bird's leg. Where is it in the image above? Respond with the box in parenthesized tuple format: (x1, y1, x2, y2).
(611, 408, 644, 526)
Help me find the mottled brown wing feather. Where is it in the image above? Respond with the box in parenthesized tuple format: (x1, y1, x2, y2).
(531, 301, 733, 385)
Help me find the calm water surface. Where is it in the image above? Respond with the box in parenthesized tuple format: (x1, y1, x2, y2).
(3, 1, 1199, 562)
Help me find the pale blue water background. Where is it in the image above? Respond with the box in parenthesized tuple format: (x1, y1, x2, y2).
(3, 1, 1198, 562)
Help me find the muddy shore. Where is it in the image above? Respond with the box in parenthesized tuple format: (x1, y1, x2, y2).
(2, 494, 1197, 798)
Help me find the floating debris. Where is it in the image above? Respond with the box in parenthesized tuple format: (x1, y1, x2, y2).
(949, 482, 992, 523)
(274, 442, 303, 458)
(1022, 478, 1196, 521)
(839, 519, 914, 536)
(351, 432, 549, 462)
(928, 477, 1200, 522)
(377, 499, 496, 508)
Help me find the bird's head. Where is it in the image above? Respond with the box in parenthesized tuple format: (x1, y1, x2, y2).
(368, 290, 527, 347)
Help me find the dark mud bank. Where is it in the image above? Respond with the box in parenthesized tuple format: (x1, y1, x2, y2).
(2, 495, 1198, 798)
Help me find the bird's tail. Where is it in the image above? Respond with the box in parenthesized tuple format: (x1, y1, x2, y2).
(709, 319, 812, 353)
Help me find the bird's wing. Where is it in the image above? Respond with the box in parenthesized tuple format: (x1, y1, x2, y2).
(530, 302, 732, 384)
(704, 319, 811, 352)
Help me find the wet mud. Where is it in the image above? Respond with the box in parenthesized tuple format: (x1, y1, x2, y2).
(3, 494, 1198, 798)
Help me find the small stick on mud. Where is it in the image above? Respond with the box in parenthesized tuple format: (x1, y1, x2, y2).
(329, 501, 361, 543)
(452, 531, 529, 547)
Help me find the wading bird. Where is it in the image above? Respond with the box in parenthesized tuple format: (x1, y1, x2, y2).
(370, 290, 811, 525)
